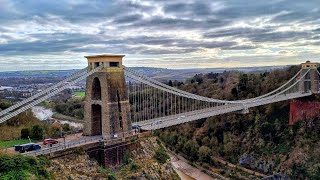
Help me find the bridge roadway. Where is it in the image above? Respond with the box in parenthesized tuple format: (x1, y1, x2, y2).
(23, 131, 140, 156)
(135, 91, 312, 130)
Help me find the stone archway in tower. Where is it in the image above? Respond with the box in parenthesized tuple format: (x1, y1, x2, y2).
(92, 77, 101, 100)
(91, 104, 102, 135)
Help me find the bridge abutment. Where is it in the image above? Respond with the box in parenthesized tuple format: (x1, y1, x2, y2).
(87, 132, 152, 168)
(86, 143, 129, 168)
(100, 142, 129, 167)
(289, 97, 320, 125)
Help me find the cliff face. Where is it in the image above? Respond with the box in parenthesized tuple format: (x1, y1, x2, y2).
(48, 153, 104, 179)
(47, 136, 180, 180)
(127, 137, 180, 180)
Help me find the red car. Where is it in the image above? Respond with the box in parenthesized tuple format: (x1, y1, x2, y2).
(43, 138, 59, 145)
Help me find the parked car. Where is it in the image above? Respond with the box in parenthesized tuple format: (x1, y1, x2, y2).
(43, 138, 59, 145)
(153, 120, 162, 125)
(132, 124, 141, 129)
(74, 129, 83, 133)
(14, 143, 41, 153)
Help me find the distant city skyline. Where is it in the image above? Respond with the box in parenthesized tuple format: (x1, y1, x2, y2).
(0, 0, 319, 71)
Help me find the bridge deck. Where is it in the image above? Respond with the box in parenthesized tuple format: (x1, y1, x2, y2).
(135, 92, 312, 130)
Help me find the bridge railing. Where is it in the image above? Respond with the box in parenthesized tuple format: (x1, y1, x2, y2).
(23, 136, 103, 156)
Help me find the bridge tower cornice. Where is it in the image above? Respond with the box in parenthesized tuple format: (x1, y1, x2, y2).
(300, 61, 320, 94)
(85, 54, 125, 71)
(301, 61, 319, 69)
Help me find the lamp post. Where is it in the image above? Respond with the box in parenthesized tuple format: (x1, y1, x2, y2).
(62, 132, 66, 148)
(60, 126, 66, 148)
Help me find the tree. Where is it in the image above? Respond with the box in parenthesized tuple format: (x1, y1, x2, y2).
(31, 125, 44, 140)
(194, 74, 204, 84)
(167, 131, 178, 146)
(209, 137, 218, 148)
(0, 100, 12, 110)
(223, 141, 235, 157)
(21, 128, 30, 139)
(183, 140, 200, 160)
(62, 123, 71, 132)
(74, 108, 84, 119)
(260, 122, 275, 141)
(231, 87, 238, 99)
(168, 80, 173, 87)
(201, 136, 210, 147)
(238, 74, 248, 91)
(291, 163, 308, 179)
(55, 104, 68, 114)
(198, 146, 211, 162)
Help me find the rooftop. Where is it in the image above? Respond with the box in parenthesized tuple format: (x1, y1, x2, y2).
(302, 61, 318, 64)
(84, 54, 125, 58)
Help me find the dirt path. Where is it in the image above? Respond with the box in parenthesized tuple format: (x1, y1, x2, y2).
(169, 151, 221, 180)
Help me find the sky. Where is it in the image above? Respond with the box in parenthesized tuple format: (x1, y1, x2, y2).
(0, 0, 319, 71)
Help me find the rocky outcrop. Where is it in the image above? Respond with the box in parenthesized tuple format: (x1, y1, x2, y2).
(47, 136, 180, 180)
(47, 153, 105, 180)
(126, 137, 180, 180)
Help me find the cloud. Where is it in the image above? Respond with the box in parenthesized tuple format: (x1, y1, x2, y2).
(204, 28, 272, 38)
(163, 2, 219, 17)
(0, 0, 319, 70)
(112, 14, 143, 24)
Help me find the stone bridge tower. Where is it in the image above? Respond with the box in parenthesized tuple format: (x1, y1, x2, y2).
(300, 61, 320, 94)
(83, 54, 131, 137)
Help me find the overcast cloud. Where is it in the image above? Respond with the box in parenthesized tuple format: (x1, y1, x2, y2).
(0, 0, 319, 71)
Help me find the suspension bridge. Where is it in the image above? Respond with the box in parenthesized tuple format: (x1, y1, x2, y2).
(0, 54, 319, 158)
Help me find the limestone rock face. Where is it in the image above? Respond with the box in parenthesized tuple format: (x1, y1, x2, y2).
(48, 153, 104, 180)
(131, 137, 160, 160)
(127, 137, 180, 180)
(47, 137, 180, 180)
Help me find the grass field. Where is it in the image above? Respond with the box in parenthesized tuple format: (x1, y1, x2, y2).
(73, 91, 85, 97)
(0, 139, 33, 149)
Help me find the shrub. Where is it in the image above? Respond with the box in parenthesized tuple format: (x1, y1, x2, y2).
(0, 154, 50, 179)
(129, 161, 140, 172)
(107, 173, 116, 180)
(154, 147, 170, 164)
(62, 123, 71, 132)
(31, 125, 44, 140)
(21, 128, 30, 139)
(73, 147, 85, 155)
(97, 167, 111, 176)
(123, 151, 131, 164)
